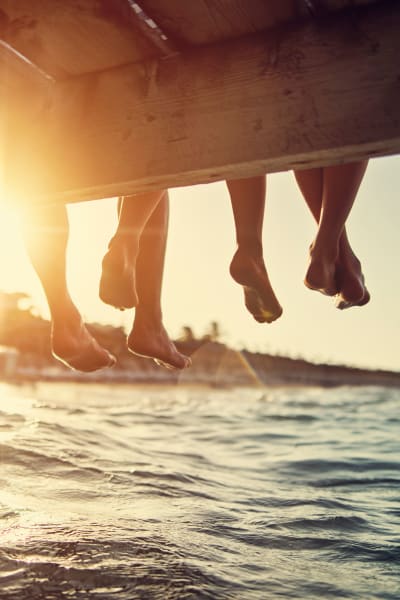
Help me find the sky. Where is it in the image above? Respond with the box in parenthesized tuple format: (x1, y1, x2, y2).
(0, 156, 399, 372)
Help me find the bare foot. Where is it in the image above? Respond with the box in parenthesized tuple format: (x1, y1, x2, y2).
(99, 238, 139, 310)
(230, 250, 282, 323)
(128, 314, 191, 370)
(52, 315, 116, 372)
(304, 243, 339, 296)
(334, 250, 370, 310)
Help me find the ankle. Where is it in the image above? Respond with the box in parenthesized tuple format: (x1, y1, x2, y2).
(339, 241, 359, 266)
(135, 306, 163, 326)
(108, 234, 139, 257)
(236, 240, 263, 260)
(309, 239, 338, 263)
(50, 301, 81, 327)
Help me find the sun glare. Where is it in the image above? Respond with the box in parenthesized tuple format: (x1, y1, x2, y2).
(0, 203, 28, 281)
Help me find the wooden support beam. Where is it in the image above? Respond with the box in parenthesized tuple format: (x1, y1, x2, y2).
(138, 0, 304, 46)
(138, 0, 378, 46)
(0, 0, 159, 78)
(3, 0, 400, 205)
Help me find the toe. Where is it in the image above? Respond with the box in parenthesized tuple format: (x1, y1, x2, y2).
(334, 288, 370, 310)
(153, 353, 191, 371)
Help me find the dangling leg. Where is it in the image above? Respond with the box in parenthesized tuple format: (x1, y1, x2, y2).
(227, 176, 282, 323)
(20, 204, 116, 371)
(126, 191, 191, 369)
(99, 190, 166, 310)
(294, 162, 370, 307)
(323, 162, 370, 308)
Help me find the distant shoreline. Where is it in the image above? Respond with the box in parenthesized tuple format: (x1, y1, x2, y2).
(2, 339, 399, 391)
(1, 293, 398, 388)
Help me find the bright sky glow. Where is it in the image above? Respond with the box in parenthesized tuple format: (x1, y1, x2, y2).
(0, 156, 399, 371)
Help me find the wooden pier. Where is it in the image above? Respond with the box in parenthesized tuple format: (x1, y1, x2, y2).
(1, 0, 399, 205)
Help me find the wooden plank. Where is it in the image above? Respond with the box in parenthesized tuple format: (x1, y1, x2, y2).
(3, 0, 400, 205)
(138, 0, 379, 45)
(0, 0, 159, 78)
(138, 0, 300, 45)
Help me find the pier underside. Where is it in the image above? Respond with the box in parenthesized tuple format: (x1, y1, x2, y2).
(1, 0, 399, 205)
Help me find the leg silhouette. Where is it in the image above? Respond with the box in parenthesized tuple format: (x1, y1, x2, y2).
(100, 192, 191, 369)
(294, 162, 370, 308)
(227, 176, 282, 323)
(21, 204, 116, 371)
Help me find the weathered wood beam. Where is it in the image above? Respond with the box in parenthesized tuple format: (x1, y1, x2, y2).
(138, 0, 304, 46)
(138, 0, 379, 46)
(0, 0, 159, 78)
(4, 0, 400, 205)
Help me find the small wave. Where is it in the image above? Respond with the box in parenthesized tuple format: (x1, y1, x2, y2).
(285, 458, 400, 474)
(0, 536, 235, 600)
(265, 413, 319, 423)
(312, 477, 400, 488)
(264, 514, 369, 533)
(0, 443, 106, 482)
(237, 496, 354, 511)
(333, 541, 400, 564)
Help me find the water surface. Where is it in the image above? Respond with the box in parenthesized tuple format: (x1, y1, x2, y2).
(0, 382, 399, 599)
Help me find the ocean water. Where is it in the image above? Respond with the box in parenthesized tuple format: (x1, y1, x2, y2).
(0, 381, 399, 599)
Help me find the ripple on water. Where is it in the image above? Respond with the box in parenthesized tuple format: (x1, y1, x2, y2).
(0, 383, 399, 599)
